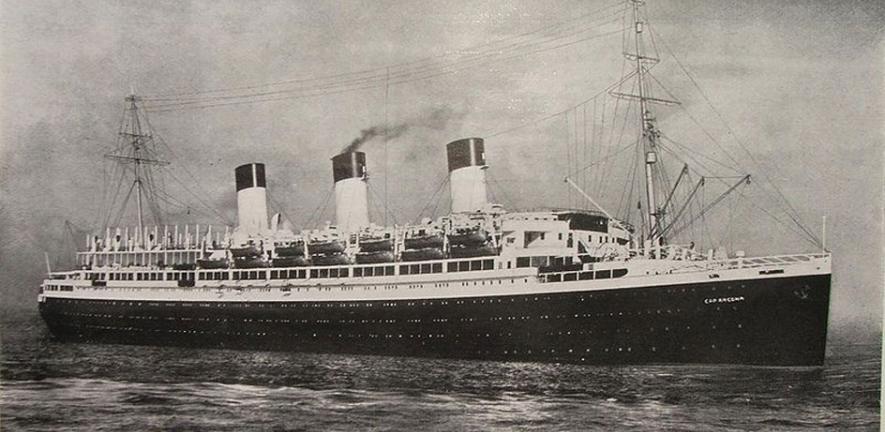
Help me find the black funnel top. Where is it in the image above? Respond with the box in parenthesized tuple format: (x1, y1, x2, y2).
(332, 151, 367, 183)
(235, 163, 266, 191)
(446, 138, 485, 172)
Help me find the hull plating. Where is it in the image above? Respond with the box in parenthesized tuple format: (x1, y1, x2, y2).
(39, 274, 830, 366)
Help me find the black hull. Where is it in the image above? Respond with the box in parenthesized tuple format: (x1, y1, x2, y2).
(39, 274, 830, 366)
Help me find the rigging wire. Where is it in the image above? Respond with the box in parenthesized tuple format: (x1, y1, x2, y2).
(659, 133, 741, 175)
(153, 11, 624, 105)
(414, 174, 450, 221)
(486, 170, 516, 210)
(565, 112, 572, 207)
(110, 181, 137, 229)
(101, 164, 130, 229)
(143, 1, 627, 100)
(582, 103, 589, 202)
(142, 10, 626, 112)
(616, 137, 641, 219)
(146, 27, 626, 113)
(367, 183, 401, 226)
(655, 141, 813, 244)
(596, 83, 634, 199)
(304, 187, 334, 230)
(647, 22, 820, 246)
(138, 116, 232, 225)
(266, 185, 301, 230)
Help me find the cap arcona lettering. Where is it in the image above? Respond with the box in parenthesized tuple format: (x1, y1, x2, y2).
(704, 296, 745, 305)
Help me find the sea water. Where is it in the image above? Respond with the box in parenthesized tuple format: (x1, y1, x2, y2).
(1, 307, 879, 431)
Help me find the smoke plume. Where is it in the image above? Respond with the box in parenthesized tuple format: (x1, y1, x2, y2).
(340, 106, 462, 153)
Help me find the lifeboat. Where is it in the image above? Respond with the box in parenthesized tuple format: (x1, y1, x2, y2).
(311, 253, 349, 266)
(359, 237, 393, 252)
(229, 245, 260, 258)
(447, 229, 487, 246)
(272, 256, 310, 267)
(404, 234, 444, 249)
(275, 243, 305, 257)
(197, 258, 228, 269)
(450, 245, 497, 258)
(356, 251, 395, 264)
(308, 240, 345, 254)
(401, 248, 445, 262)
(234, 257, 268, 268)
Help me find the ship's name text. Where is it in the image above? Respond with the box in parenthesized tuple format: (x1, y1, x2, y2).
(704, 296, 745, 304)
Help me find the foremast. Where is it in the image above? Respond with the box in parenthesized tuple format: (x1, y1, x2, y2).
(103, 95, 169, 232)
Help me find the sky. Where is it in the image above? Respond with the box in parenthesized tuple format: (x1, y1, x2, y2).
(0, 0, 882, 342)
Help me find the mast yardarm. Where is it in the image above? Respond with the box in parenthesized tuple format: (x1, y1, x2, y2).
(103, 95, 169, 231)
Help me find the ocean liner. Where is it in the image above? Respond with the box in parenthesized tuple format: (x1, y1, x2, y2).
(38, 1, 831, 366)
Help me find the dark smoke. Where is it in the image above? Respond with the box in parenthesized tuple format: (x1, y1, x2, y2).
(341, 124, 409, 153)
(341, 106, 462, 153)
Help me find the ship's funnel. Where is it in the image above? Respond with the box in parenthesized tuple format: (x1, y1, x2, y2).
(332, 151, 369, 233)
(235, 163, 268, 234)
(447, 137, 488, 213)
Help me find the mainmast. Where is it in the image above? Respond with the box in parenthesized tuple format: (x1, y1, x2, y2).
(632, 0, 659, 247)
(611, 0, 679, 248)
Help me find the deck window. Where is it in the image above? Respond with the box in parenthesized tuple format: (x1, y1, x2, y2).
(612, 269, 628, 278)
(595, 270, 611, 279)
(447, 262, 458, 272)
(420, 263, 431, 274)
(579, 271, 593, 280)
(516, 257, 530, 268)
(482, 259, 494, 270)
(385, 266, 395, 276)
(458, 261, 470, 272)
(432, 263, 442, 273)
(400, 265, 410, 275)
(470, 260, 482, 271)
